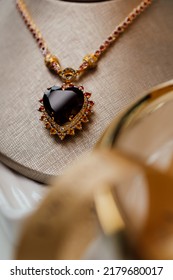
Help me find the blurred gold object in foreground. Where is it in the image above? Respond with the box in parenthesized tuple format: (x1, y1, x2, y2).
(15, 80, 173, 260)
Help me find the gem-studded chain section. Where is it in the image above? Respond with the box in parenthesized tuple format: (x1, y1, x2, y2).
(16, 0, 153, 82)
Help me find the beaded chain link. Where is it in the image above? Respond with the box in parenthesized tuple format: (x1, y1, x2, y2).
(16, 0, 153, 83)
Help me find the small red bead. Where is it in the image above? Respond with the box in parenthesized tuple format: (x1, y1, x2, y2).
(95, 50, 101, 57)
(79, 65, 84, 70)
(104, 40, 110, 47)
(84, 92, 91, 98)
(85, 109, 91, 116)
(100, 45, 105, 51)
(38, 106, 44, 112)
(117, 26, 123, 33)
(40, 115, 46, 121)
(113, 31, 119, 36)
(39, 41, 43, 47)
(80, 62, 89, 70)
(89, 101, 94, 106)
(79, 86, 84, 91)
(108, 36, 113, 42)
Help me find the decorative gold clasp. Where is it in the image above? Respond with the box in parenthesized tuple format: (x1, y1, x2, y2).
(83, 53, 98, 69)
(44, 54, 61, 71)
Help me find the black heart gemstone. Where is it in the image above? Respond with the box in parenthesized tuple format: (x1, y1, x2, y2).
(43, 85, 84, 125)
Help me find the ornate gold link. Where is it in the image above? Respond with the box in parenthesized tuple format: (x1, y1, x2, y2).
(44, 54, 61, 70)
(83, 54, 98, 69)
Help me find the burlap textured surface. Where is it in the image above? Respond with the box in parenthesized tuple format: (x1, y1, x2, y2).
(0, 0, 173, 182)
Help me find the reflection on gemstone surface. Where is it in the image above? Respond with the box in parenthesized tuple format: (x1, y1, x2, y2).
(43, 86, 84, 125)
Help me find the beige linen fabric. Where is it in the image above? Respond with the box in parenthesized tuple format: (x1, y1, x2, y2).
(0, 0, 173, 183)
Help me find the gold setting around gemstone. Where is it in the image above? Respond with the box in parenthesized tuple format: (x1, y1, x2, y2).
(38, 83, 94, 140)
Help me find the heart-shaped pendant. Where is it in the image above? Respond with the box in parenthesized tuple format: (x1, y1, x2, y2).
(38, 83, 94, 140)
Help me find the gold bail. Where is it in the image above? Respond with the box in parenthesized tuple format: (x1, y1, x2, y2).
(60, 68, 77, 83)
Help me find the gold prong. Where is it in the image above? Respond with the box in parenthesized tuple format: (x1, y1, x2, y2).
(59, 134, 65, 140)
(68, 129, 75, 136)
(81, 116, 89, 123)
(75, 123, 82, 130)
(50, 128, 57, 135)
(45, 122, 51, 129)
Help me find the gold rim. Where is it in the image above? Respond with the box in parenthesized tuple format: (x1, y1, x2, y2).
(97, 79, 173, 149)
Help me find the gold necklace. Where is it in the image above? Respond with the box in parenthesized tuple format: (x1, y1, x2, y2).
(16, 0, 153, 140)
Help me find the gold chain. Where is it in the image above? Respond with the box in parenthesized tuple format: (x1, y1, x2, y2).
(16, 0, 153, 83)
